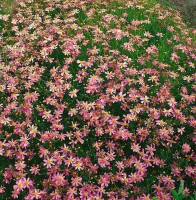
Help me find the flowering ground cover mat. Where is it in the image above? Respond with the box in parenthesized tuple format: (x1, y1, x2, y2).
(0, 0, 196, 199)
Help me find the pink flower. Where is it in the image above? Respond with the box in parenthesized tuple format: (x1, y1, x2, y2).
(128, 173, 138, 183)
(68, 108, 78, 116)
(71, 176, 82, 186)
(79, 186, 91, 199)
(39, 146, 50, 158)
(98, 173, 110, 187)
(140, 96, 149, 105)
(142, 194, 151, 200)
(22, 177, 34, 189)
(162, 175, 175, 188)
(12, 190, 19, 199)
(145, 144, 156, 156)
(168, 98, 177, 107)
(182, 143, 191, 153)
(73, 158, 83, 171)
(30, 189, 42, 199)
(42, 110, 52, 120)
(52, 173, 66, 186)
(15, 161, 26, 171)
(116, 161, 124, 170)
(64, 156, 75, 167)
(30, 165, 40, 175)
(0, 186, 5, 194)
(13, 179, 25, 192)
(50, 190, 61, 200)
(43, 157, 55, 168)
(20, 135, 30, 148)
(185, 166, 195, 177)
(98, 157, 110, 168)
(69, 89, 79, 98)
(146, 45, 158, 55)
(131, 143, 141, 153)
(182, 187, 190, 195)
(67, 187, 77, 197)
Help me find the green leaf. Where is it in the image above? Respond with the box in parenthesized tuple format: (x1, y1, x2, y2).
(178, 180, 184, 195)
(152, 198, 158, 200)
(179, 194, 187, 200)
(171, 190, 179, 200)
(191, 193, 196, 200)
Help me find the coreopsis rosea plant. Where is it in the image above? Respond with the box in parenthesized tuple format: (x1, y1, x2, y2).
(0, 0, 195, 199)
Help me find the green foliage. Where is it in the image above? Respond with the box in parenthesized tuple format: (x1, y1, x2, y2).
(171, 181, 187, 200)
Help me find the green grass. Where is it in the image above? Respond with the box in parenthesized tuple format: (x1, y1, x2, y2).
(1, 0, 16, 14)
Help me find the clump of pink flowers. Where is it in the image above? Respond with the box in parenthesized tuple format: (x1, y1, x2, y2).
(0, 0, 195, 199)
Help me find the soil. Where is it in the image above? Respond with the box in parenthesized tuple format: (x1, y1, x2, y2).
(163, 0, 196, 28)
